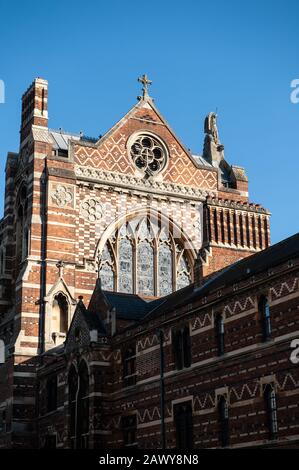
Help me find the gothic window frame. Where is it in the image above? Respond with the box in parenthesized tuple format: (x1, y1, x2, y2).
(99, 240, 116, 292)
(96, 213, 193, 297)
(51, 292, 70, 343)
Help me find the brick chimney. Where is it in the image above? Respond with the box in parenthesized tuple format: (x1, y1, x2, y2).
(20, 77, 48, 143)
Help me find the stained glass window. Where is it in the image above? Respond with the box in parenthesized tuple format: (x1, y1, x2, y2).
(118, 238, 133, 293)
(137, 241, 154, 296)
(100, 263, 114, 291)
(177, 252, 191, 291)
(99, 243, 115, 291)
(98, 216, 192, 297)
(158, 243, 173, 296)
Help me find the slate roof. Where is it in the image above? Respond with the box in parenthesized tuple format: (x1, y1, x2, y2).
(78, 300, 107, 335)
(49, 129, 81, 150)
(103, 291, 164, 321)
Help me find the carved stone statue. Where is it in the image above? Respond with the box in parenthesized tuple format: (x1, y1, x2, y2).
(202, 112, 224, 165)
(204, 112, 220, 145)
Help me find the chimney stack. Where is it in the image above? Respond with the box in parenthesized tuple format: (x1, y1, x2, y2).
(20, 77, 48, 144)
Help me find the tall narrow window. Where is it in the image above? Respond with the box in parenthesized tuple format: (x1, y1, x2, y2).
(215, 314, 225, 356)
(46, 376, 57, 413)
(172, 325, 191, 370)
(137, 241, 154, 296)
(218, 396, 229, 447)
(118, 238, 133, 293)
(174, 402, 193, 449)
(99, 243, 115, 291)
(52, 293, 69, 342)
(264, 385, 278, 440)
(177, 253, 191, 291)
(259, 296, 271, 341)
(158, 243, 173, 296)
(122, 415, 137, 447)
(123, 346, 136, 387)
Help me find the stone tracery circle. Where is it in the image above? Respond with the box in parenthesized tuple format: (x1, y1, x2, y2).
(130, 134, 167, 175)
(80, 198, 103, 222)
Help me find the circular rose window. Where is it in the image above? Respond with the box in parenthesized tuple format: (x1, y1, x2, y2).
(130, 134, 167, 175)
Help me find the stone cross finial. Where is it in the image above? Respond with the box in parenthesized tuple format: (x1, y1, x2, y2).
(138, 74, 152, 99)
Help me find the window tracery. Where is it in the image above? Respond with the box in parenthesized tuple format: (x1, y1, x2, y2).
(129, 134, 167, 176)
(97, 216, 192, 297)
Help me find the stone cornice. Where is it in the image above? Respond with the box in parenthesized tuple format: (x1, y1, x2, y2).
(207, 197, 271, 215)
(75, 165, 214, 201)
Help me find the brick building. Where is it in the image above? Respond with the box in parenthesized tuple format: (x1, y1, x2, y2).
(0, 76, 297, 449)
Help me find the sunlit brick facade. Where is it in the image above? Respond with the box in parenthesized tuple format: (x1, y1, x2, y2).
(1, 76, 295, 450)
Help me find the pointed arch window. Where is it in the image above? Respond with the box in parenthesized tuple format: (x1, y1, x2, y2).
(177, 251, 191, 291)
(158, 243, 173, 296)
(137, 241, 154, 296)
(97, 215, 192, 297)
(99, 243, 115, 291)
(118, 238, 133, 293)
(52, 293, 69, 343)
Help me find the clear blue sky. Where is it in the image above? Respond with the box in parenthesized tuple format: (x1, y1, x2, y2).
(0, 0, 298, 244)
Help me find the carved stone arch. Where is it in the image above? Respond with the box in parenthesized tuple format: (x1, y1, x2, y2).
(95, 208, 196, 296)
(95, 207, 197, 260)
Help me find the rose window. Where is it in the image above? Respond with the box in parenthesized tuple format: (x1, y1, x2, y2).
(130, 135, 166, 175)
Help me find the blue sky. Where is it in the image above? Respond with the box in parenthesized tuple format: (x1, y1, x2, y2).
(0, 0, 298, 244)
